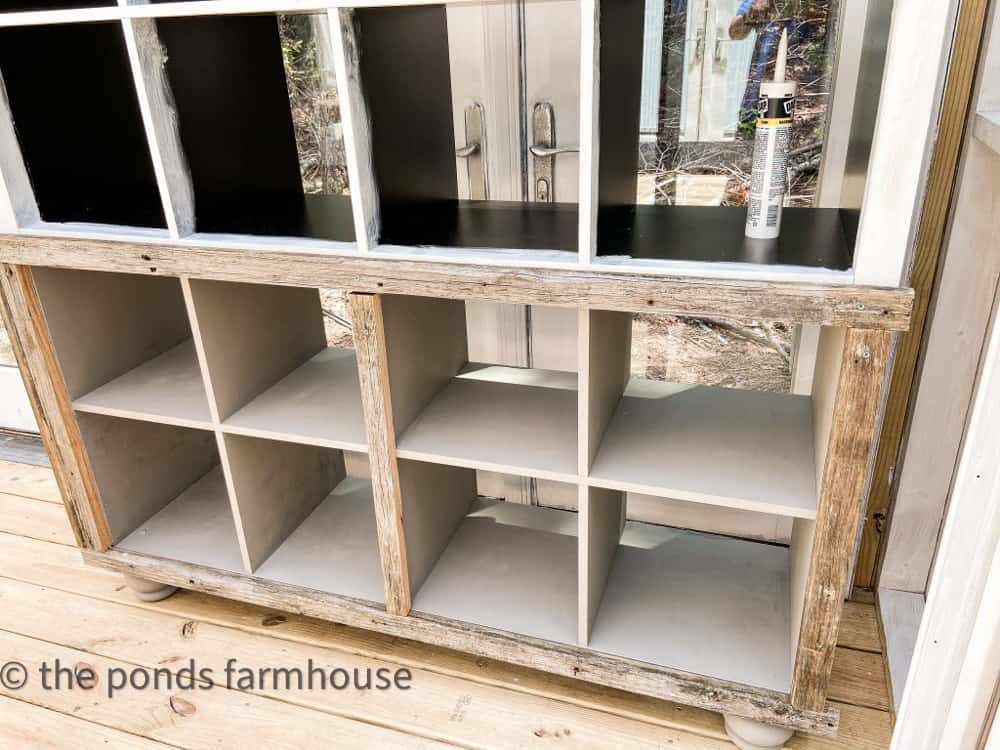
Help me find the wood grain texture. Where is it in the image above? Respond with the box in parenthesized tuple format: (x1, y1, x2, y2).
(82, 545, 840, 734)
(0, 233, 914, 329)
(0, 507, 893, 749)
(329, 9, 379, 251)
(838, 600, 882, 654)
(349, 293, 410, 615)
(0, 491, 74, 545)
(0, 264, 109, 549)
(855, 0, 991, 589)
(792, 328, 893, 710)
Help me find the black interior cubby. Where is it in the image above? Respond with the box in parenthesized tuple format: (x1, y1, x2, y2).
(0, 23, 165, 228)
(593, 1, 856, 270)
(355, 5, 580, 253)
(155, 14, 355, 241)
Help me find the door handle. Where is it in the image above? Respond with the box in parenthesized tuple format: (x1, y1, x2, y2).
(531, 102, 577, 203)
(528, 145, 578, 158)
(456, 103, 486, 200)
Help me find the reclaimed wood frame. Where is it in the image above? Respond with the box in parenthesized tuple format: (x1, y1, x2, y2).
(0, 234, 908, 736)
(0, 0, 936, 738)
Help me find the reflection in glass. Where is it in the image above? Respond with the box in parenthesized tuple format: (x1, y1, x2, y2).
(638, 0, 832, 207)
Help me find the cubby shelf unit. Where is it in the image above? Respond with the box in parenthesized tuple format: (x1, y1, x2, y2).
(0, 0, 926, 742)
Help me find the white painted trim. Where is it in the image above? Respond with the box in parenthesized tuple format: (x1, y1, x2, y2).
(0, 0, 503, 29)
(852, 0, 961, 286)
(0, 366, 38, 433)
(815, 0, 870, 209)
(119, 15, 196, 238)
(0, 72, 39, 232)
(891, 284, 1000, 749)
(329, 9, 379, 252)
(877, 587, 924, 712)
(974, 111, 1000, 156)
(578, 0, 598, 264)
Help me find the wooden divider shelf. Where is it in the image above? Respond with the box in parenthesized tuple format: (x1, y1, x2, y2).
(588, 380, 818, 518)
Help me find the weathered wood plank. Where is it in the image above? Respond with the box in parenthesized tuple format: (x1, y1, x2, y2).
(837, 601, 882, 654)
(792, 328, 893, 710)
(0, 629, 444, 750)
(0, 696, 166, 750)
(0, 459, 61, 503)
(0, 530, 885, 748)
(0, 234, 913, 329)
(0, 264, 109, 550)
(349, 293, 410, 616)
(0, 492, 74, 545)
(82, 545, 839, 734)
(826, 648, 891, 712)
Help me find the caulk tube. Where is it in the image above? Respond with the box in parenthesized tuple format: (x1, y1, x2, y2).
(745, 29, 796, 240)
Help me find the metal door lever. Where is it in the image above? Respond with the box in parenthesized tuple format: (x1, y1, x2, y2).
(528, 145, 578, 158)
(455, 103, 486, 200)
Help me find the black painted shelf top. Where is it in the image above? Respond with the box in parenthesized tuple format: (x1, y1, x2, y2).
(378, 199, 580, 252)
(194, 193, 356, 243)
(598, 205, 856, 271)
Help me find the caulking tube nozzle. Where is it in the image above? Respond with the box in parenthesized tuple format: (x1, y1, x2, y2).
(774, 28, 788, 83)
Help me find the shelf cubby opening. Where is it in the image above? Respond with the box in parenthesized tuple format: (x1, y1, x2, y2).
(76, 412, 243, 572)
(31, 268, 211, 427)
(0, 22, 165, 228)
(187, 279, 366, 450)
(400, 459, 579, 644)
(378, 295, 578, 481)
(153, 13, 355, 242)
(222, 435, 383, 600)
(581, 486, 794, 691)
(591, 0, 862, 270)
(355, 4, 580, 255)
(582, 309, 818, 519)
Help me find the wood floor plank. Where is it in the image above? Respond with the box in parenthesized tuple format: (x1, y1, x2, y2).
(0, 629, 448, 750)
(0, 460, 61, 503)
(0, 493, 74, 545)
(0, 531, 892, 749)
(838, 601, 883, 653)
(0, 574, 733, 750)
(826, 647, 891, 711)
(0, 695, 170, 749)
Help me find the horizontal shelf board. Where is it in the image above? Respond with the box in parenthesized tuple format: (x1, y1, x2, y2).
(413, 499, 579, 645)
(589, 380, 817, 518)
(458, 363, 578, 390)
(222, 347, 367, 451)
(254, 477, 384, 603)
(194, 193, 356, 243)
(379, 199, 579, 252)
(597, 205, 855, 271)
(73, 340, 212, 428)
(589, 523, 791, 692)
(396, 377, 579, 481)
(116, 465, 243, 573)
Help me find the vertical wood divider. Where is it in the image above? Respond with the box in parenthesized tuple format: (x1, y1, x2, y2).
(0, 264, 109, 549)
(0, 73, 39, 231)
(180, 277, 254, 574)
(577, 307, 629, 644)
(330, 8, 380, 252)
(578, 0, 599, 264)
(119, 14, 196, 238)
(349, 292, 411, 615)
(791, 327, 893, 710)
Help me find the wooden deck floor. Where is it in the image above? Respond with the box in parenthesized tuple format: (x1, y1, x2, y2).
(0, 459, 893, 749)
